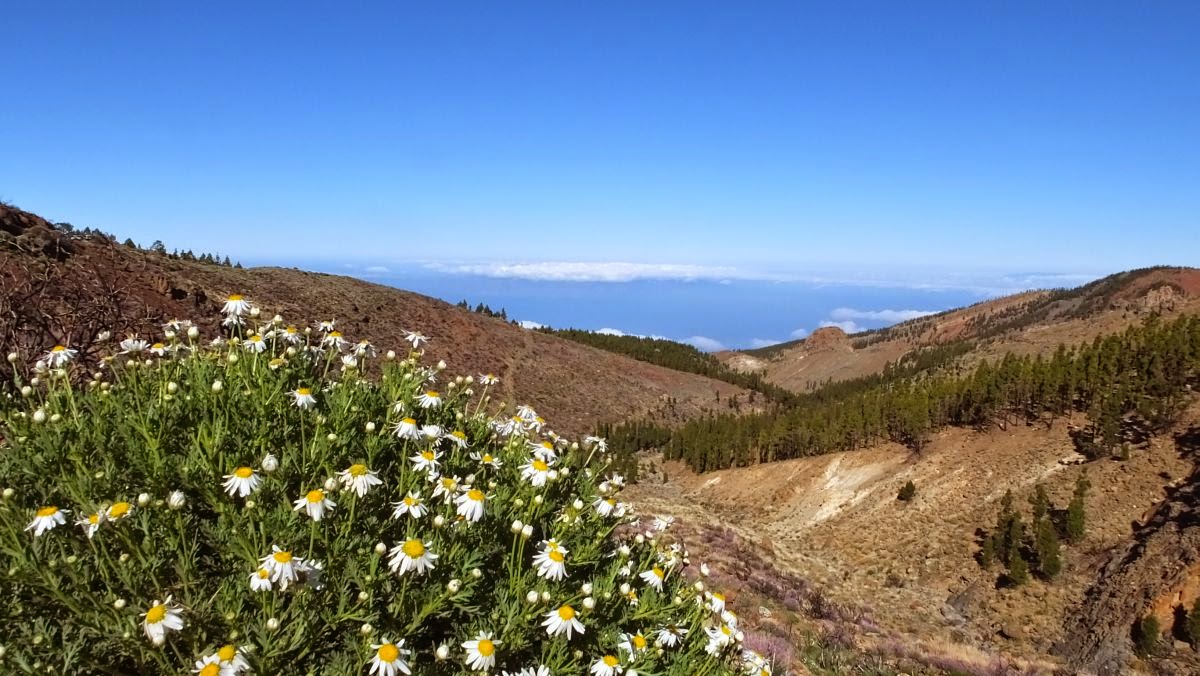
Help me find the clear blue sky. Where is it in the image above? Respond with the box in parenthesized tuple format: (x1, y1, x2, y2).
(2, 2, 1197, 274)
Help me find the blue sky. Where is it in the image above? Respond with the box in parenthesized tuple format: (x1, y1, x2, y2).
(2, 2, 1197, 280)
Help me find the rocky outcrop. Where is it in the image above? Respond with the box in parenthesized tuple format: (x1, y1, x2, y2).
(1056, 426, 1200, 673)
(803, 326, 852, 352)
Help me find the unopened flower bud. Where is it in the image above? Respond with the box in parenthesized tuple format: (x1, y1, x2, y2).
(167, 382, 178, 394)
(323, 477, 338, 492)
(32, 409, 46, 424)
(526, 590, 539, 604)
(435, 644, 450, 660)
(211, 380, 223, 392)
(97, 331, 112, 341)
(511, 520, 523, 533)
(619, 583, 631, 595)
(2, 488, 13, 499)
(521, 524, 533, 539)
(20, 386, 32, 397)
(227, 353, 238, 364)
(581, 582, 593, 595)
(583, 596, 595, 610)
(470, 568, 482, 579)
(137, 493, 151, 507)
(386, 350, 396, 360)
(167, 490, 186, 510)
(244, 500, 256, 509)
(375, 542, 387, 555)
(447, 579, 461, 593)
(326, 433, 337, 442)
(433, 515, 446, 528)
(365, 422, 376, 432)
(113, 598, 126, 609)
(266, 617, 280, 631)
(533, 495, 543, 506)
(360, 623, 373, 635)
(249, 307, 261, 318)
(358, 591, 369, 602)
(436, 360, 446, 370)
(6, 352, 17, 363)
(187, 326, 200, 339)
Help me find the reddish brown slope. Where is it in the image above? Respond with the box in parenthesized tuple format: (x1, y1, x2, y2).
(0, 204, 752, 434)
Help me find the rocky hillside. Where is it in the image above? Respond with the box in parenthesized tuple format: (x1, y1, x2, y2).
(724, 268, 1200, 393)
(630, 400, 1200, 674)
(0, 203, 753, 435)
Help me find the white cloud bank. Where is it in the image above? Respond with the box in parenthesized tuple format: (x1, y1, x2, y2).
(819, 320, 865, 333)
(682, 336, 727, 352)
(423, 261, 769, 283)
(789, 327, 809, 339)
(829, 307, 936, 323)
(517, 320, 545, 330)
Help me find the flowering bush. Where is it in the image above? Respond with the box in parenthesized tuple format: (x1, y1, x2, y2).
(0, 299, 769, 675)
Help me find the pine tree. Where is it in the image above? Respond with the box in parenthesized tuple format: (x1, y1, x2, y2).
(897, 480, 916, 502)
(1030, 484, 1051, 523)
(980, 533, 996, 569)
(1034, 519, 1063, 578)
(1134, 615, 1160, 656)
(1006, 548, 1029, 586)
(1188, 597, 1200, 646)
(1066, 473, 1090, 543)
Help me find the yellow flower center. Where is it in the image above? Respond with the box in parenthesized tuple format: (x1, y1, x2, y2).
(557, 605, 575, 620)
(145, 604, 166, 623)
(199, 664, 219, 676)
(296, 387, 312, 396)
(51, 345, 66, 353)
(603, 655, 619, 667)
(235, 466, 254, 478)
(403, 417, 416, 425)
(306, 490, 324, 503)
(421, 451, 435, 461)
(540, 441, 553, 450)
(453, 430, 466, 440)
(441, 478, 455, 489)
(549, 550, 565, 563)
(482, 454, 493, 463)
(87, 513, 100, 524)
(425, 391, 439, 398)
(404, 496, 418, 506)
(249, 335, 262, 342)
(511, 416, 523, 424)
(721, 624, 732, 636)
(329, 331, 342, 337)
(713, 592, 725, 601)
(227, 294, 243, 301)
(467, 489, 484, 502)
(36, 506, 58, 517)
(152, 342, 165, 350)
(273, 551, 293, 564)
(402, 539, 425, 558)
(108, 502, 131, 518)
(348, 464, 367, 477)
(477, 639, 495, 657)
(652, 567, 664, 579)
(377, 643, 399, 663)
(633, 634, 647, 649)
(217, 645, 237, 661)
(257, 568, 270, 579)
(286, 327, 298, 334)
(532, 460, 549, 472)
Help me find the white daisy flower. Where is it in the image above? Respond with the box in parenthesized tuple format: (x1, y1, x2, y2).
(421, 424, 444, 441)
(369, 638, 413, 676)
(590, 655, 621, 676)
(655, 624, 688, 648)
(340, 354, 359, 369)
(409, 448, 441, 473)
(533, 542, 568, 581)
(293, 489, 336, 521)
(355, 339, 376, 358)
(339, 463, 382, 497)
(150, 342, 170, 357)
(249, 567, 273, 592)
(322, 331, 347, 350)
(243, 334, 267, 353)
(222, 294, 251, 316)
(388, 539, 438, 576)
(393, 417, 420, 440)
(431, 475, 460, 503)
(742, 649, 771, 676)
(542, 605, 585, 639)
(76, 511, 104, 539)
(529, 439, 558, 461)
(705, 623, 735, 655)
(478, 373, 499, 385)
(259, 546, 303, 590)
(120, 337, 150, 354)
(279, 326, 303, 344)
(291, 387, 316, 408)
(463, 631, 501, 671)
(194, 654, 221, 676)
(404, 331, 428, 349)
(142, 596, 184, 644)
(708, 591, 726, 614)
(584, 435, 608, 453)
(220, 646, 252, 674)
(516, 404, 538, 421)
(391, 492, 427, 520)
(471, 450, 503, 469)
(222, 466, 261, 498)
(499, 416, 528, 437)
(652, 515, 674, 532)
(106, 501, 134, 521)
(594, 497, 617, 518)
(618, 631, 650, 658)
(42, 345, 77, 368)
(454, 487, 487, 523)
(445, 429, 469, 449)
(318, 320, 336, 333)
(520, 458, 553, 487)
(639, 566, 666, 592)
(415, 390, 442, 408)
(26, 505, 68, 536)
